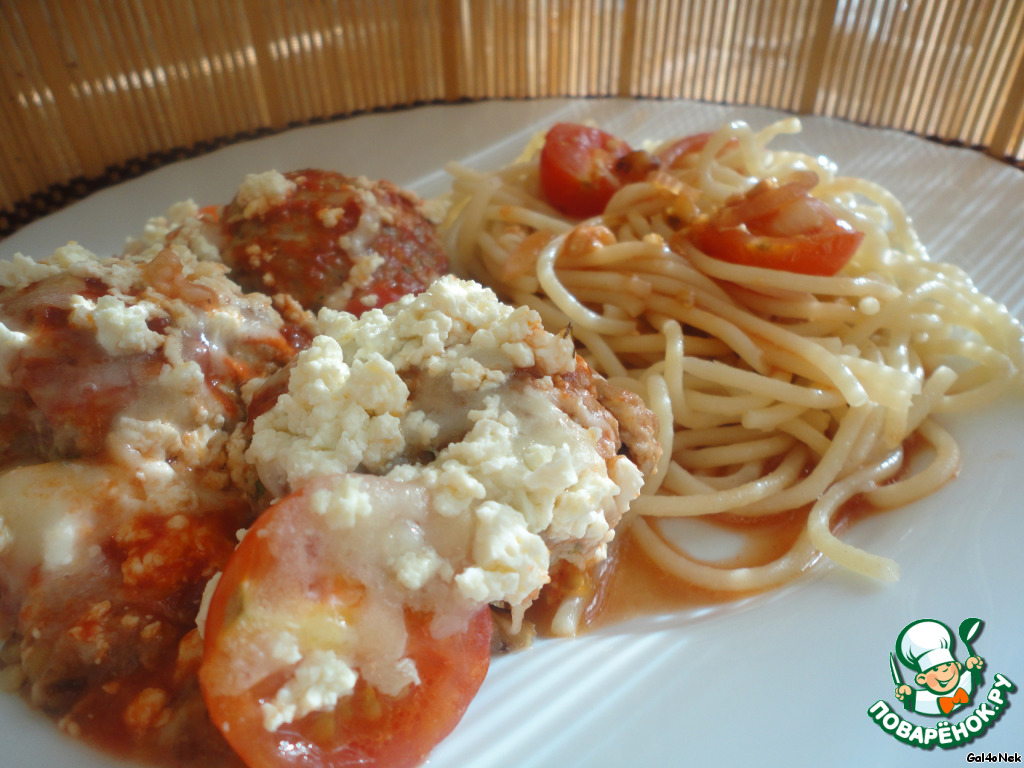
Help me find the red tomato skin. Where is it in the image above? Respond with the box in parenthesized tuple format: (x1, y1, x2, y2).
(199, 489, 492, 768)
(685, 177, 864, 276)
(204, 610, 491, 768)
(539, 123, 633, 218)
(300, 609, 492, 768)
(687, 219, 864, 276)
(656, 132, 714, 168)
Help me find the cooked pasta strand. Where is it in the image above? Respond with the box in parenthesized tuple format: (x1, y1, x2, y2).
(441, 117, 1024, 597)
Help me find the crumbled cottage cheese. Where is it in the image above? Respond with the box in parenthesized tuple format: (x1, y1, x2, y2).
(247, 276, 642, 609)
(0, 323, 29, 387)
(0, 176, 652, 745)
(123, 199, 222, 263)
(234, 170, 297, 219)
(69, 294, 164, 356)
(261, 649, 358, 732)
(241, 276, 646, 728)
(0, 241, 294, 592)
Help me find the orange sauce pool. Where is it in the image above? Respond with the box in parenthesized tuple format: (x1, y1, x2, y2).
(594, 508, 809, 625)
(528, 456, 914, 637)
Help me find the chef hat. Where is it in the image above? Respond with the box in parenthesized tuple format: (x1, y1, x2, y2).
(896, 619, 955, 673)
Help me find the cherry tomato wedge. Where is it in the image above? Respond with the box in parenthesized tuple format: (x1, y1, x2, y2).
(539, 123, 635, 218)
(199, 479, 492, 768)
(684, 172, 863, 276)
(656, 131, 714, 169)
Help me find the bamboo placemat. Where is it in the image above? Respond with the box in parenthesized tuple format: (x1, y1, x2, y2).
(2, 0, 1022, 238)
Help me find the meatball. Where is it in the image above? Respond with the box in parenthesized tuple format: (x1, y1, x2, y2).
(242, 276, 659, 607)
(221, 170, 449, 314)
(0, 247, 298, 464)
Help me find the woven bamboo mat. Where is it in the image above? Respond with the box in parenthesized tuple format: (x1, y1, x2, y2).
(2, 0, 1023, 238)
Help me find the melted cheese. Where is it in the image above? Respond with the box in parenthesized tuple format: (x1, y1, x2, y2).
(248, 275, 643, 611)
(0, 242, 292, 603)
(0, 323, 29, 387)
(0, 463, 117, 594)
(0, 196, 649, 747)
(240, 277, 649, 730)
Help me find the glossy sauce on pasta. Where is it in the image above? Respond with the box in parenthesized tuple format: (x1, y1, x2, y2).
(530, 433, 927, 634)
(527, 494, 896, 635)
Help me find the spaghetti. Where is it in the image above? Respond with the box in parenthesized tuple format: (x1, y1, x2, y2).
(441, 118, 1024, 603)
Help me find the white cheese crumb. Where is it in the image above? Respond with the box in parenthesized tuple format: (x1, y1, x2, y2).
(260, 650, 358, 732)
(454, 500, 549, 604)
(0, 253, 62, 289)
(309, 475, 374, 530)
(51, 242, 100, 270)
(402, 410, 439, 445)
(69, 294, 164, 356)
(393, 548, 445, 591)
(247, 337, 409, 496)
(324, 246, 385, 309)
(124, 199, 221, 263)
(450, 356, 507, 391)
(0, 322, 29, 387)
(316, 207, 345, 229)
(235, 171, 297, 219)
(249, 277, 642, 613)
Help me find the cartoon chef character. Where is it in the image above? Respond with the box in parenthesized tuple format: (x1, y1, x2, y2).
(894, 619, 984, 716)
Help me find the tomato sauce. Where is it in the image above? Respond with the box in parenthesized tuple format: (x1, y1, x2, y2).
(222, 170, 448, 314)
(531, 437, 923, 635)
(527, 508, 809, 634)
(594, 509, 810, 625)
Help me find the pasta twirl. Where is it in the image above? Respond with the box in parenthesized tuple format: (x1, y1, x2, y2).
(441, 118, 1024, 608)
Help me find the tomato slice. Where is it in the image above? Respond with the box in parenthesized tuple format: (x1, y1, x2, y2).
(199, 478, 492, 768)
(539, 123, 635, 218)
(656, 131, 714, 169)
(684, 172, 864, 276)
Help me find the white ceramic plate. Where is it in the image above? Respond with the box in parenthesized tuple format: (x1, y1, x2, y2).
(2, 99, 1022, 768)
